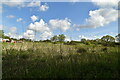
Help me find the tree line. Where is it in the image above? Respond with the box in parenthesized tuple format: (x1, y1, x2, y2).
(0, 30, 120, 44)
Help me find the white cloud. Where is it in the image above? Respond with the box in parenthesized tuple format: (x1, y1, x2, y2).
(24, 30, 34, 35)
(2, 0, 25, 7)
(3, 26, 18, 39)
(75, 8, 118, 29)
(49, 18, 71, 31)
(39, 3, 49, 11)
(27, 1, 40, 7)
(28, 19, 50, 32)
(6, 15, 15, 18)
(79, 35, 88, 39)
(5, 32, 23, 39)
(2, 0, 41, 8)
(23, 29, 35, 40)
(31, 15, 38, 22)
(79, 35, 98, 40)
(87, 8, 118, 27)
(91, 0, 118, 8)
(16, 18, 23, 22)
(26, 19, 54, 40)
(10, 27, 17, 32)
(65, 35, 71, 41)
(40, 31, 53, 40)
(73, 0, 119, 30)
(2, 1, 49, 12)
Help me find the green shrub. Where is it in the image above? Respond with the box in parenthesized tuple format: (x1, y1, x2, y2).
(69, 41, 77, 45)
(65, 41, 81, 45)
(101, 42, 116, 47)
(64, 41, 70, 45)
(81, 40, 91, 45)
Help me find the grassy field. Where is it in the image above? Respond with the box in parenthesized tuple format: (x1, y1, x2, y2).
(2, 42, 119, 79)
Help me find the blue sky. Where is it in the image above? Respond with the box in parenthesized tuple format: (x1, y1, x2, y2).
(0, 1, 118, 41)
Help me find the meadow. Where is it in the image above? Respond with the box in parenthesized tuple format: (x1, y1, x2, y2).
(2, 42, 119, 79)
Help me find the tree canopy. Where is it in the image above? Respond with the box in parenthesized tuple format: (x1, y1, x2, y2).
(51, 34, 66, 42)
(50, 35, 58, 42)
(101, 35, 115, 42)
(0, 30, 4, 38)
(58, 34, 66, 42)
(81, 38, 86, 43)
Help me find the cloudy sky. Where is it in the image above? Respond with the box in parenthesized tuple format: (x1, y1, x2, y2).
(0, 0, 119, 41)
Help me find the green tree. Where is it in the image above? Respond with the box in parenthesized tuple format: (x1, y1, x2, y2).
(19, 38, 32, 42)
(81, 38, 86, 43)
(43, 39, 51, 42)
(58, 34, 66, 42)
(0, 30, 11, 40)
(50, 34, 66, 42)
(101, 35, 115, 42)
(0, 30, 4, 38)
(50, 35, 58, 42)
(20, 38, 26, 41)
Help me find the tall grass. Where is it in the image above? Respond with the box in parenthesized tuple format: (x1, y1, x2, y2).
(2, 42, 119, 79)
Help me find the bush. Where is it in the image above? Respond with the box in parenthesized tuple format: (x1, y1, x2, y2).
(69, 41, 77, 45)
(101, 42, 116, 47)
(77, 47, 87, 53)
(64, 41, 77, 45)
(64, 41, 70, 45)
(53, 41, 64, 44)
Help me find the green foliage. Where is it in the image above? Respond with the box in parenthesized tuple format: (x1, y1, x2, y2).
(0, 30, 4, 38)
(50, 35, 58, 42)
(11, 38, 17, 41)
(69, 41, 76, 45)
(20, 38, 32, 42)
(64, 41, 81, 45)
(1, 32, 119, 78)
(81, 38, 86, 43)
(101, 41, 116, 47)
(19, 38, 27, 41)
(85, 41, 91, 45)
(81, 38, 92, 45)
(64, 41, 70, 45)
(95, 39, 102, 44)
(51, 34, 66, 42)
(0, 30, 11, 40)
(43, 39, 51, 42)
(69, 41, 77, 45)
(101, 35, 115, 42)
(100, 35, 116, 47)
(58, 34, 66, 42)
(2, 42, 119, 78)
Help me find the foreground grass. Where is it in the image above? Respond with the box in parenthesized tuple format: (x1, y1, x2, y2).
(2, 42, 119, 79)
